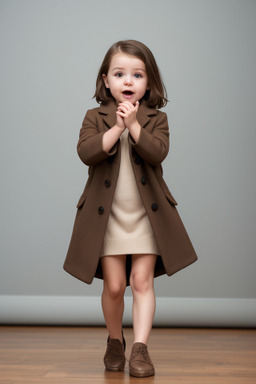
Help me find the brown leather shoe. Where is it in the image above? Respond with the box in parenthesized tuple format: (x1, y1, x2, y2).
(103, 333, 126, 371)
(129, 342, 155, 377)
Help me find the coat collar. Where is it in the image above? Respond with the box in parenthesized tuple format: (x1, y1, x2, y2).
(98, 99, 157, 129)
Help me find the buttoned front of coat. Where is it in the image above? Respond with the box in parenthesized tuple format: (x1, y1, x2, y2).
(64, 100, 197, 285)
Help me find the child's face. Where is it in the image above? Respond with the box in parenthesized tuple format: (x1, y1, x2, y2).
(102, 52, 148, 105)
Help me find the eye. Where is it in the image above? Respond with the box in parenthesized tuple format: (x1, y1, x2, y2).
(115, 72, 123, 78)
(134, 73, 142, 78)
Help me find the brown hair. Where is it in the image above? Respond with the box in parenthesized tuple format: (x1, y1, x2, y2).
(93, 40, 168, 109)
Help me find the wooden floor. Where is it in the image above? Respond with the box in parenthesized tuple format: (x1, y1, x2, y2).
(0, 327, 255, 384)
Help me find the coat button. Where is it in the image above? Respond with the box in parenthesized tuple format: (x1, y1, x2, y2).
(104, 179, 111, 188)
(151, 203, 158, 212)
(135, 155, 142, 165)
(107, 156, 114, 164)
(98, 206, 104, 214)
(141, 176, 147, 185)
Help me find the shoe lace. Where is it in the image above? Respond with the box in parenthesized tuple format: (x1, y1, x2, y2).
(130, 347, 151, 364)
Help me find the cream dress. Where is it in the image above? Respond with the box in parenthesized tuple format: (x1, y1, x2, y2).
(102, 129, 159, 256)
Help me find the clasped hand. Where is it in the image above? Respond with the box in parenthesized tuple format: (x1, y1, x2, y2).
(116, 101, 139, 131)
(103, 101, 141, 153)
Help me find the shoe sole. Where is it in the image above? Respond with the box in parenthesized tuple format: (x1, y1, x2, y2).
(129, 368, 155, 377)
(104, 362, 125, 371)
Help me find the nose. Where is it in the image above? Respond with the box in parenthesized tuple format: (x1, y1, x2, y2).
(124, 75, 133, 85)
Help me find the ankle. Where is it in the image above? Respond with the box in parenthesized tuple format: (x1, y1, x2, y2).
(109, 333, 122, 342)
(108, 330, 126, 348)
(133, 339, 148, 345)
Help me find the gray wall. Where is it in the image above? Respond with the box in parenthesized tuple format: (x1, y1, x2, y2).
(1, 0, 256, 324)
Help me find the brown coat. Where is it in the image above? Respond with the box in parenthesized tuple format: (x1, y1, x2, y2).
(63, 100, 197, 285)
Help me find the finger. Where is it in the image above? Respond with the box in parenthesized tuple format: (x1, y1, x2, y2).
(117, 105, 130, 114)
(117, 109, 127, 116)
(116, 111, 126, 118)
(134, 100, 139, 112)
(118, 106, 129, 113)
(119, 101, 133, 107)
(118, 102, 133, 110)
(125, 101, 134, 109)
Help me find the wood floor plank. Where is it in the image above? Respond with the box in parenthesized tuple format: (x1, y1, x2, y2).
(0, 326, 255, 383)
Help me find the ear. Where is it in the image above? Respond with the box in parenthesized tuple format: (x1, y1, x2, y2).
(102, 74, 109, 88)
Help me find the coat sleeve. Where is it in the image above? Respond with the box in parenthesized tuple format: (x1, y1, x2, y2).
(129, 111, 169, 166)
(77, 109, 117, 166)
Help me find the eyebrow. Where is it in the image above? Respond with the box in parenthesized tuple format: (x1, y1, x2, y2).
(112, 67, 146, 72)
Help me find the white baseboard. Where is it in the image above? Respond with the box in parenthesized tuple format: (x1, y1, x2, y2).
(0, 295, 255, 327)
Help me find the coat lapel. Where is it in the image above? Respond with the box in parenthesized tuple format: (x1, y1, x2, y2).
(136, 101, 157, 128)
(98, 101, 117, 129)
(98, 100, 157, 129)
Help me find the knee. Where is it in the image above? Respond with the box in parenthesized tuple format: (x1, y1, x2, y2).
(104, 280, 126, 300)
(130, 271, 152, 295)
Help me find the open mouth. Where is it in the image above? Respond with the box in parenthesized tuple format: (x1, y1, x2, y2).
(122, 90, 134, 96)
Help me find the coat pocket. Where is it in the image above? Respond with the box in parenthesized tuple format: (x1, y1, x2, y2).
(165, 191, 178, 206)
(159, 177, 178, 206)
(76, 194, 87, 209)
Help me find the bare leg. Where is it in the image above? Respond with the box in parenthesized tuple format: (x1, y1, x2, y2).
(101, 255, 127, 342)
(130, 254, 157, 345)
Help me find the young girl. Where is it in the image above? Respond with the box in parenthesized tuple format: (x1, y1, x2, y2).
(64, 40, 197, 378)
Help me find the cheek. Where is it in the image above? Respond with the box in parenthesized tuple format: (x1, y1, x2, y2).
(108, 79, 119, 90)
(142, 80, 149, 92)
